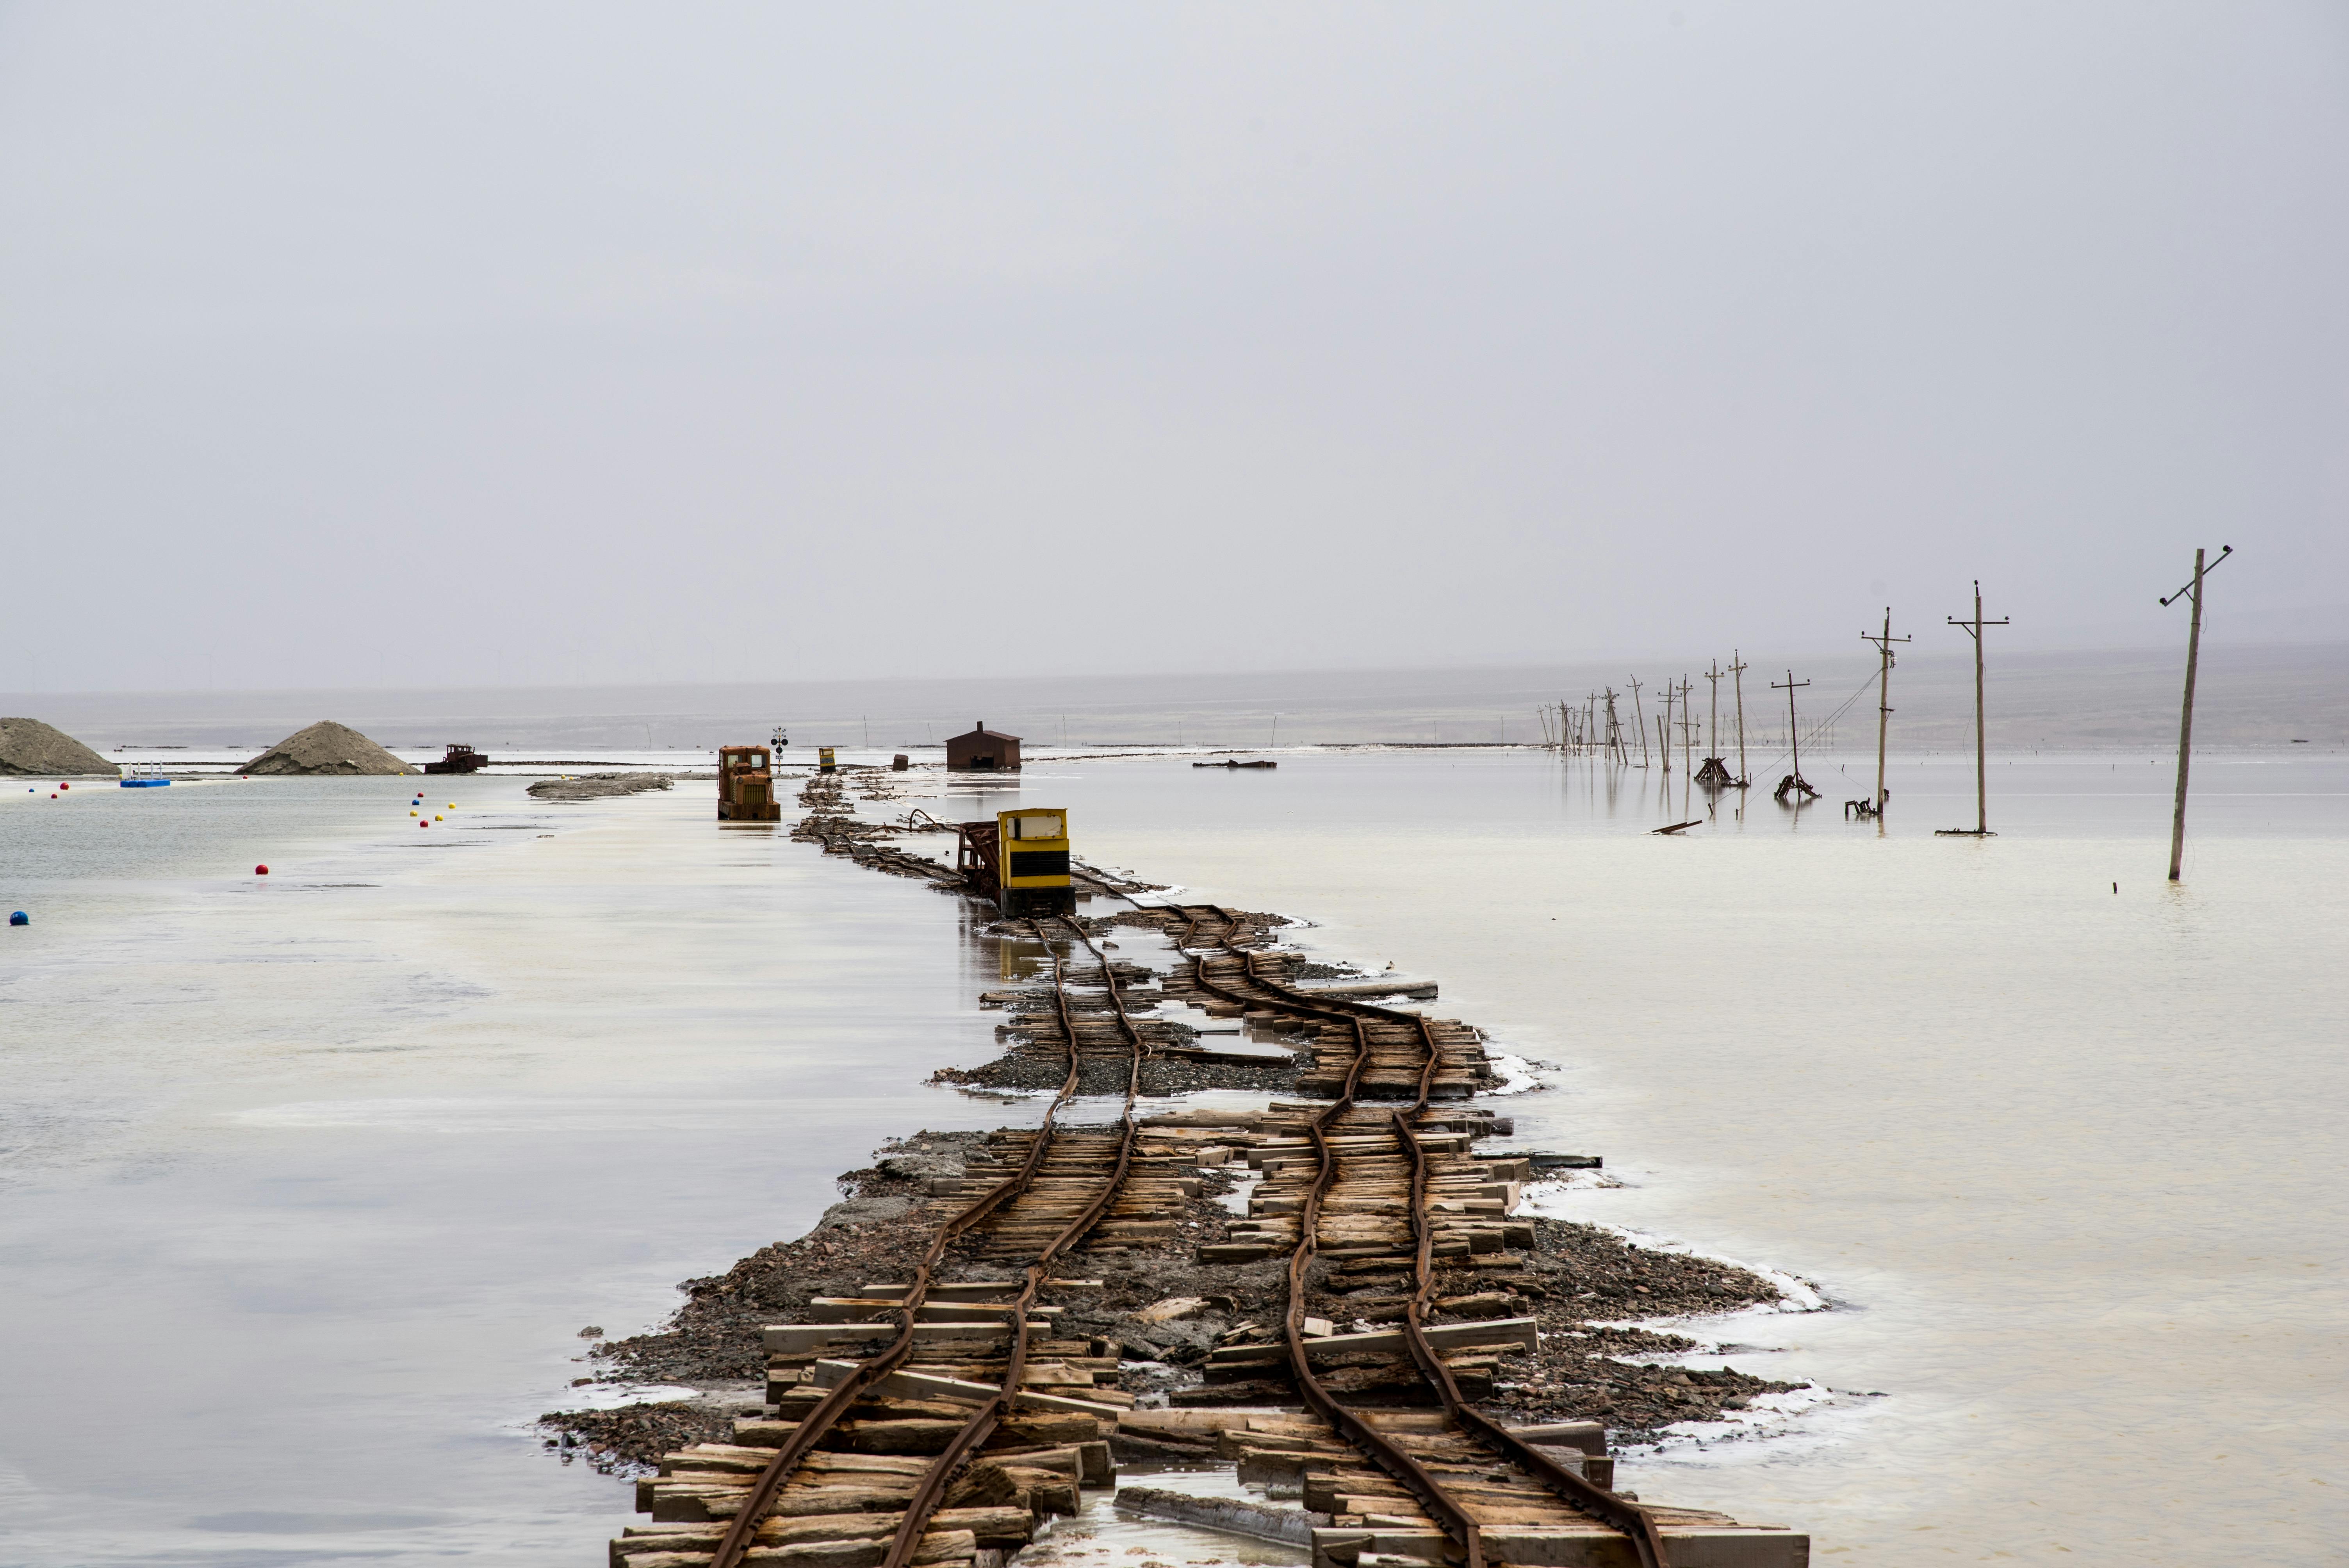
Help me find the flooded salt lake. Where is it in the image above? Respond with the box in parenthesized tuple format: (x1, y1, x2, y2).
(2, 748, 2342, 1564)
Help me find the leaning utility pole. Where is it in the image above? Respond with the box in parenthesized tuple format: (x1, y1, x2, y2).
(1658, 681, 1674, 775)
(1627, 676, 1649, 768)
(1771, 670, 1815, 801)
(1729, 650, 1751, 786)
(1602, 687, 1625, 765)
(1859, 609, 1911, 816)
(1940, 582, 2010, 836)
(2160, 545, 2233, 881)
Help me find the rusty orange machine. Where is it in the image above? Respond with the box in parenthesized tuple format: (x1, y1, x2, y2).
(956, 807, 1073, 914)
(717, 745, 781, 821)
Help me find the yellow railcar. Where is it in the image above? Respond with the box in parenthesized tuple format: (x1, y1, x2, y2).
(996, 807, 1073, 914)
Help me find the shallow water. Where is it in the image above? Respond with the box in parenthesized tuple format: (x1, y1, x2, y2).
(1028, 749, 2349, 1564)
(2, 751, 2342, 1564)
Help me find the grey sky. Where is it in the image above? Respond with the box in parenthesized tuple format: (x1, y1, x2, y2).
(3, 2, 2343, 693)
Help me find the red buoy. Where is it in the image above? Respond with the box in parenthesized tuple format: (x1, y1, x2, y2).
(418, 820, 428, 828)
(256, 864, 269, 875)
(59, 782, 70, 790)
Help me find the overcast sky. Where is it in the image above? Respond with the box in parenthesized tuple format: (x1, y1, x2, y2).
(2, 2, 2342, 693)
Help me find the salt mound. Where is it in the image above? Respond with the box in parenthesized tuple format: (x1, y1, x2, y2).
(0, 717, 119, 777)
(241, 720, 415, 777)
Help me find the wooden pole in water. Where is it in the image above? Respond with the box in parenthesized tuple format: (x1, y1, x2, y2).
(2161, 545, 2233, 881)
(1679, 675, 1695, 777)
(1628, 676, 1649, 768)
(1729, 651, 1750, 785)
(1772, 669, 1811, 793)
(1861, 609, 1911, 816)
(1658, 683, 1673, 774)
(1945, 582, 2010, 835)
(1704, 660, 1722, 761)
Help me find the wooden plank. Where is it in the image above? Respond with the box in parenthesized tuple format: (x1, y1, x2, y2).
(802, 1358, 1125, 1418)
(1477, 1527, 1811, 1568)
(1208, 1317, 1538, 1366)
(762, 1321, 1053, 1352)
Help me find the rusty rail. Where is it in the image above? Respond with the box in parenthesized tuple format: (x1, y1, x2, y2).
(1184, 952, 1670, 1568)
(873, 915, 1145, 1568)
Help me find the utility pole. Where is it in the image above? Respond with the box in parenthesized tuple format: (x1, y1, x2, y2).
(1658, 681, 1673, 774)
(1859, 609, 1911, 817)
(1602, 687, 1625, 765)
(1704, 662, 1723, 759)
(1678, 676, 1696, 777)
(1627, 676, 1649, 768)
(1693, 662, 1735, 786)
(2160, 545, 2233, 881)
(1940, 581, 2010, 836)
(1729, 651, 1751, 786)
(1771, 670, 1814, 802)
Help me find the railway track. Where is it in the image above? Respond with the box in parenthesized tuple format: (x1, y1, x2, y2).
(1176, 949, 1677, 1568)
(620, 915, 1151, 1568)
(613, 795, 1807, 1568)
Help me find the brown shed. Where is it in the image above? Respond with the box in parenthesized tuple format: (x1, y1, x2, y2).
(946, 721, 1022, 772)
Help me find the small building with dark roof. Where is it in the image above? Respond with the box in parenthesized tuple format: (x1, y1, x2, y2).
(946, 722, 1022, 772)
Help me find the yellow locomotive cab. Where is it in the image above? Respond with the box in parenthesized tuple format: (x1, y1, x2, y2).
(997, 808, 1073, 913)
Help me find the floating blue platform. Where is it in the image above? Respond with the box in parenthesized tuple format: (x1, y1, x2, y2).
(120, 778, 171, 788)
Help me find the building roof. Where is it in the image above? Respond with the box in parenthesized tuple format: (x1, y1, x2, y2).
(948, 722, 1022, 743)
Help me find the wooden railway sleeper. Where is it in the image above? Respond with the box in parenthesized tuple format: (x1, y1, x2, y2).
(875, 918, 1147, 1568)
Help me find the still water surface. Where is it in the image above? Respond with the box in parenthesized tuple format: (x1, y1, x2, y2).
(2, 752, 2342, 1565)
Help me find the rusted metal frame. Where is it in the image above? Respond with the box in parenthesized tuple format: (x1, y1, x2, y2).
(1233, 960, 1429, 1030)
(709, 1136, 1041, 1568)
(1202, 902, 1254, 949)
(1226, 955, 1656, 1562)
(1388, 1122, 1670, 1565)
(719, 932, 1094, 1568)
(1179, 960, 1485, 1568)
(877, 919, 1146, 1568)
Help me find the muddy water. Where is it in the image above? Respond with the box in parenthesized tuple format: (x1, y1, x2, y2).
(3, 752, 2342, 1565)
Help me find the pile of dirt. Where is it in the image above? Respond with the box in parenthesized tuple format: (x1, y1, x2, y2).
(0, 717, 117, 777)
(526, 773, 676, 801)
(240, 721, 414, 776)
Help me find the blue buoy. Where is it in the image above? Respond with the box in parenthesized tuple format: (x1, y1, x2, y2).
(9, 911, 26, 927)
